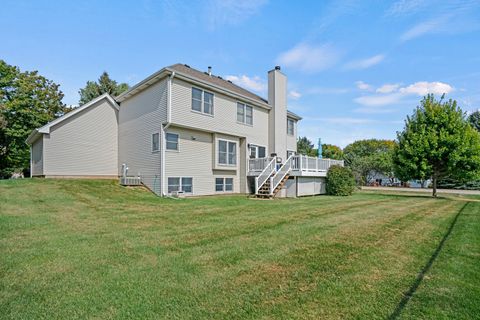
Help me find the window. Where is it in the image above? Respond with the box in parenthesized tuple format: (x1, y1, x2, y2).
(218, 140, 236, 165)
(192, 87, 214, 115)
(237, 102, 253, 125)
(152, 133, 159, 152)
(168, 177, 193, 193)
(287, 150, 295, 158)
(249, 144, 266, 158)
(216, 177, 234, 192)
(287, 118, 295, 135)
(166, 133, 178, 151)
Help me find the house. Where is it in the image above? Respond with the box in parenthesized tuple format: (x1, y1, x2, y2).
(26, 64, 343, 197)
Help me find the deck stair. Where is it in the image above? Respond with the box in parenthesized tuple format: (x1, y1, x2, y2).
(255, 154, 294, 199)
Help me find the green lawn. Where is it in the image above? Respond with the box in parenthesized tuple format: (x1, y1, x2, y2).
(0, 179, 479, 319)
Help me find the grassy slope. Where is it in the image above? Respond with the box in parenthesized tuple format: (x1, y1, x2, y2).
(0, 179, 478, 319)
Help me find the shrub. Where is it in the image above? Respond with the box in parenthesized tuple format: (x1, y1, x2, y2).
(326, 165, 356, 196)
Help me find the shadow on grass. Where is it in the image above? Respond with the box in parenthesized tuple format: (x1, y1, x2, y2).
(388, 202, 469, 319)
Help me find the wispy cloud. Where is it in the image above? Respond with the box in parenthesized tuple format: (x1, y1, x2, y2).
(206, 0, 268, 30)
(400, 15, 450, 41)
(354, 81, 454, 110)
(225, 74, 266, 93)
(276, 43, 341, 73)
(376, 83, 401, 93)
(344, 54, 385, 70)
(355, 81, 373, 91)
(385, 0, 429, 17)
(305, 86, 349, 95)
(288, 90, 302, 100)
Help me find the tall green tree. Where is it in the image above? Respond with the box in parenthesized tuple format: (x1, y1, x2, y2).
(78, 72, 129, 105)
(297, 136, 317, 156)
(394, 94, 480, 197)
(343, 139, 396, 185)
(322, 144, 343, 160)
(468, 110, 480, 132)
(0, 60, 69, 177)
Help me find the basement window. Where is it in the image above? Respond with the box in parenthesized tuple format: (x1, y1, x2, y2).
(215, 177, 233, 192)
(168, 177, 193, 193)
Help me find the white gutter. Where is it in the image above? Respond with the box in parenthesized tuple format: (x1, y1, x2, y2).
(161, 71, 175, 196)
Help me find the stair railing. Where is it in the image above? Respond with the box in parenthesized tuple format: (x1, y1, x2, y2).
(270, 154, 294, 195)
(255, 156, 277, 194)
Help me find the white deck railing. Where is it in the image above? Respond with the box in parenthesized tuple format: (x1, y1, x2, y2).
(249, 155, 343, 174)
(255, 156, 277, 194)
(291, 155, 344, 172)
(270, 154, 294, 194)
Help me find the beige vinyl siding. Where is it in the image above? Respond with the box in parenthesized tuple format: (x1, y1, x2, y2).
(170, 78, 269, 150)
(286, 117, 297, 155)
(165, 126, 240, 196)
(31, 137, 44, 176)
(43, 98, 118, 177)
(118, 79, 167, 195)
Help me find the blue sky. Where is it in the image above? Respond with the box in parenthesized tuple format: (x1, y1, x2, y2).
(2, 0, 480, 147)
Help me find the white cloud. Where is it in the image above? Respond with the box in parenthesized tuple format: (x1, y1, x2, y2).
(376, 83, 401, 93)
(320, 117, 376, 125)
(288, 90, 302, 99)
(399, 81, 453, 95)
(276, 43, 340, 73)
(354, 81, 454, 108)
(206, 0, 268, 29)
(356, 81, 373, 91)
(225, 75, 266, 93)
(344, 54, 385, 70)
(354, 93, 403, 107)
(400, 16, 448, 41)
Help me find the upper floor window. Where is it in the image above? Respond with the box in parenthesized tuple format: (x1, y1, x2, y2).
(218, 140, 236, 165)
(152, 133, 160, 152)
(287, 118, 295, 136)
(166, 133, 179, 150)
(192, 87, 214, 115)
(237, 103, 253, 125)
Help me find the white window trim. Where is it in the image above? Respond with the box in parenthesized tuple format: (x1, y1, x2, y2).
(287, 118, 295, 136)
(192, 87, 214, 116)
(151, 132, 160, 153)
(215, 177, 234, 193)
(217, 138, 237, 167)
(236, 102, 253, 126)
(167, 177, 193, 194)
(249, 144, 267, 158)
(166, 132, 179, 152)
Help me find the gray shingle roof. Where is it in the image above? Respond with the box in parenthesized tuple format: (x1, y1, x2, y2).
(168, 64, 268, 105)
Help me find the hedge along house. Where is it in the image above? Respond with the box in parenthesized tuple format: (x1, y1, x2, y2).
(27, 64, 343, 197)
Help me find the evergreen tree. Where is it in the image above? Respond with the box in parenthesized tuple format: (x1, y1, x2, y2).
(78, 72, 129, 105)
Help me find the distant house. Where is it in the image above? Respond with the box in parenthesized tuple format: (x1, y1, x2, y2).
(26, 64, 343, 197)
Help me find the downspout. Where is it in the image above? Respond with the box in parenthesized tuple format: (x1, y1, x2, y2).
(161, 71, 175, 196)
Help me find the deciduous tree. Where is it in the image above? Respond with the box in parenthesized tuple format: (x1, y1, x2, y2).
(0, 60, 69, 177)
(394, 94, 480, 197)
(322, 144, 343, 160)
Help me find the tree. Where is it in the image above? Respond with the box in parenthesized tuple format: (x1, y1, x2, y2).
(343, 139, 396, 185)
(322, 144, 343, 160)
(0, 60, 70, 177)
(468, 110, 480, 132)
(78, 72, 129, 105)
(297, 136, 317, 156)
(394, 94, 480, 197)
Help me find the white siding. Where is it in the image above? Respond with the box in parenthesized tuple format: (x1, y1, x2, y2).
(43, 98, 118, 177)
(165, 126, 240, 196)
(118, 79, 167, 194)
(170, 78, 269, 150)
(31, 137, 43, 176)
(286, 118, 297, 155)
(297, 177, 326, 196)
